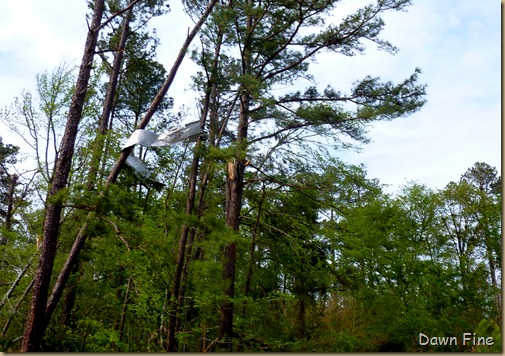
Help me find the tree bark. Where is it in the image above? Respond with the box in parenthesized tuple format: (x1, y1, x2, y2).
(60, 284, 76, 327)
(118, 276, 133, 343)
(166, 22, 224, 351)
(45, 217, 89, 326)
(46, 5, 134, 336)
(484, 231, 501, 324)
(243, 185, 265, 317)
(87, 6, 133, 190)
(166, 147, 201, 351)
(20, 1, 105, 351)
(218, 3, 253, 342)
(41, 0, 219, 343)
(218, 89, 250, 347)
(4, 173, 18, 231)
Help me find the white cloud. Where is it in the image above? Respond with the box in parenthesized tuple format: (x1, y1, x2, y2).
(330, 0, 501, 190)
(0, 0, 500, 191)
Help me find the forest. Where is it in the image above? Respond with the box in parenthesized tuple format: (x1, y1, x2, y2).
(0, 0, 501, 352)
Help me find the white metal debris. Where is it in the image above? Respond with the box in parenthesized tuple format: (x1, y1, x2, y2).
(122, 121, 203, 150)
(122, 121, 203, 191)
(125, 154, 151, 180)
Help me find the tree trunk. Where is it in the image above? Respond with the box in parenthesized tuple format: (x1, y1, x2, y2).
(4, 173, 18, 232)
(41, 0, 219, 344)
(169, 52, 225, 346)
(21, 1, 105, 351)
(45, 217, 90, 329)
(218, 88, 250, 347)
(218, 3, 253, 341)
(118, 276, 133, 343)
(87, 6, 133, 190)
(46, 4, 134, 335)
(484, 234, 501, 324)
(60, 285, 76, 327)
(243, 185, 265, 317)
(296, 293, 307, 339)
(166, 148, 201, 351)
(106, 0, 219, 185)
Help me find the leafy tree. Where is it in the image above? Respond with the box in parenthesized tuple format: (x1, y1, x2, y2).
(0, 139, 37, 351)
(474, 319, 501, 352)
(186, 1, 427, 345)
(0, 138, 20, 234)
(440, 163, 501, 324)
(20, 1, 107, 351)
(17, 0, 219, 351)
(0, 62, 76, 188)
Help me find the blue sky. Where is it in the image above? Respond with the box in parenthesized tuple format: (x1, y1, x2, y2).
(0, 0, 501, 192)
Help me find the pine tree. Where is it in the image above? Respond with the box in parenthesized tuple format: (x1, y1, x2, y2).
(189, 0, 426, 346)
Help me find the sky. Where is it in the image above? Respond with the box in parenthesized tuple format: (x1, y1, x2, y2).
(0, 0, 501, 193)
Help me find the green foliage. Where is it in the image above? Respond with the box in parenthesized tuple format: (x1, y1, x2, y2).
(474, 319, 501, 352)
(0, 137, 20, 230)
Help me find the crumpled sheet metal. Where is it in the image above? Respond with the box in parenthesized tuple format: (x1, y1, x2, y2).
(122, 121, 203, 150)
(125, 154, 151, 179)
(156, 121, 203, 146)
(125, 154, 165, 192)
(122, 121, 203, 191)
(122, 129, 159, 150)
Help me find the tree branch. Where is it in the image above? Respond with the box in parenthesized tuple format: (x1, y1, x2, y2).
(94, 0, 142, 32)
